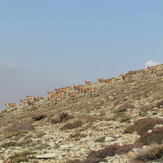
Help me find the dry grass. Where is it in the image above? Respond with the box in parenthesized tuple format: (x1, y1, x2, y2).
(60, 120, 83, 130)
(4, 122, 34, 139)
(134, 144, 163, 162)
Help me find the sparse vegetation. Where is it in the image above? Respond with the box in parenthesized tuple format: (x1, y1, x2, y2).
(0, 65, 163, 163)
(137, 127, 163, 145)
(82, 144, 140, 163)
(32, 114, 47, 121)
(134, 144, 163, 162)
(8, 150, 35, 163)
(124, 118, 163, 135)
(5, 122, 34, 138)
(60, 120, 83, 130)
(95, 136, 106, 142)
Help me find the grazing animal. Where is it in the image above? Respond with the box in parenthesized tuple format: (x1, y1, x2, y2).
(47, 91, 55, 96)
(5, 103, 16, 108)
(20, 99, 28, 104)
(104, 78, 113, 83)
(26, 96, 35, 100)
(67, 86, 73, 90)
(143, 70, 149, 74)
(80, 88, 87, 94)
(34, 97, 40, 101)
(148, 66, 156, 70)
(86, 88, 95, 95)
(98, 78, 105, 82)
(55, 88, 62, 93)
(62, 87, 69, 92)
(69, 93, 76, 99)
(74, 85, 84, 92)
(48, 97, 55, 101)
(57, 91, 65, 98)
(85, 81, 93, 85)
(28, 100, 35, 105)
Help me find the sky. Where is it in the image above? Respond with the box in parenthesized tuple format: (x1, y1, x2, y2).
(0, 0, 163, 110)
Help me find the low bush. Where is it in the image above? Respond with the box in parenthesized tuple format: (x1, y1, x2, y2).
(32, 114, 47, 121)
(66, 159, 81, 163)
(95, 137, 106, 143)
(51, 112, 74, 124)
(61, 120, 83, 130)
(60, 112, 74, 122)
(82, 144, 139, 163)
(137, 127, 163, 145)
(155, 100, 163, 108)
(5, 122, 34, 138)
(8, 150, 35, 163)
(124, 118, 163, 136)
(134, 144, 163, 162)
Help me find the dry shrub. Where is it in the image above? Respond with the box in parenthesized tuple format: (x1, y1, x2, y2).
(66, 159, 81, 163)
(82, 145, 118, 163)
(137, 127, 163, 145)
(8, 150, 35, 163)
(115, 103, 135, 113)
(78, 114, 97, 124)
(5, 122, 34, 138)
(51, 112, 74, 124)
(134, 144, 163, 162)
(60, 112, 74, 122)
(155, 100, 163, 108)
(116, 144, 141, 155)
(61, 120, 83, 130)
(82, 144, 138, 163)
(138, 104, 154, 111)
(32, 114, 47, 121)
(124, 118, 163, 135)
(70, 132, 87, 139)
(0, 113, 4, 118)
(127, 71, 137, 76)
(95, 137, 106, 142)
(0, 141, 24, 148)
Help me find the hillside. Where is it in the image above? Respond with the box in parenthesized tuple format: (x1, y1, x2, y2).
(0, 65, 163, 163)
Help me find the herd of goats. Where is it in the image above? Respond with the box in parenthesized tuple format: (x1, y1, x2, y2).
(5, 66, 157, 109)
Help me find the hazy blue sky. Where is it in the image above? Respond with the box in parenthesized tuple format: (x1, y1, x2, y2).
(0, 0, 163, 110)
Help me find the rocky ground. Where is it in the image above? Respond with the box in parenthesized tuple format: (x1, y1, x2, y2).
(0, 64, 163, 163)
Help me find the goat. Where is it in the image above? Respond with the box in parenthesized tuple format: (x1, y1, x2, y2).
(26, 96, 35, 100)
(20, 99, 28, 104)
(55, 88, 62, 93)
(86, 88, 95, 96)
(104, 78, 113, 83)
(148, 66, 156, 70)
(28, 100, 35, 105)
(47, 91, 55, 96)
(85, 81, 93, 85)
(69, 93, 77, 99)
(5, 103, 16, 108)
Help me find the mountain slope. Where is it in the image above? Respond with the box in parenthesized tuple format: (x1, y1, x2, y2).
(0, 64, 163, 163)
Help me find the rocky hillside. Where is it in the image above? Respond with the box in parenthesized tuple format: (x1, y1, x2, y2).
(0, 64, 163, 163)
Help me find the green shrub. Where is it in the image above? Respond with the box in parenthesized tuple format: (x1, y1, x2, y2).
(95, 137, 106, 142)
